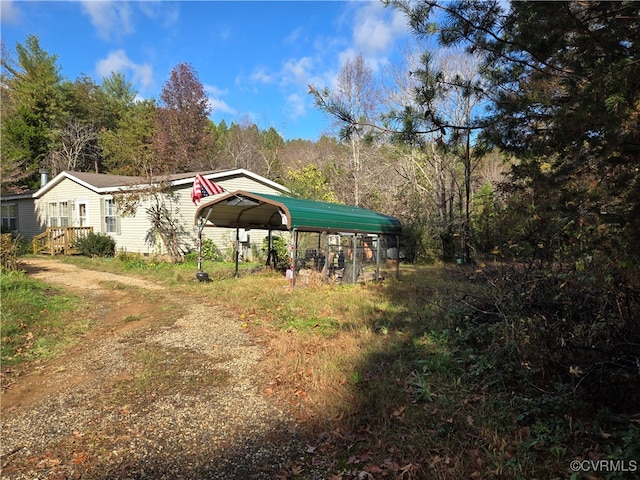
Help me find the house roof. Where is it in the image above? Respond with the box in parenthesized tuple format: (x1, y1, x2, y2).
(195, 191, 402, 236)
(32, 169, 288, 198)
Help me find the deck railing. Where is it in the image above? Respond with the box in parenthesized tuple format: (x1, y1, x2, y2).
(32, 226, 94, 255)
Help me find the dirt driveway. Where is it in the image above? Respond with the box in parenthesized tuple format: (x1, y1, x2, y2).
(1, 258, 303, 479)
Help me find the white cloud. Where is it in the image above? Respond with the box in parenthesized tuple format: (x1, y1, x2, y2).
(137, 1, 179, 28)
(80, 0, 133, 41)
(250, 68, 274, 84)
(284, 93, 306, 121)
(284, 27, 304, 46)
(0, 0, 21, 25)
(208, 97, 235, 115)
(96, 50, 153, 91)
(352, 1, 408, 55)
(281, 56, 314, 86)
(203, 84, 235, 115)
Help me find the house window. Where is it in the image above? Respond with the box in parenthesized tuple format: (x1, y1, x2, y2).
(47, 201, 70, 227)
(59, 201, 70, 226)
(104, 199, 117, 233)
(77, 202, 87, 227)
(48, 202, 58, 226)
(1, 204, 17, 232)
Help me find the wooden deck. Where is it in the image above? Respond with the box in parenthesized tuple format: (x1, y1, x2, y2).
(33, 227, 94, 255)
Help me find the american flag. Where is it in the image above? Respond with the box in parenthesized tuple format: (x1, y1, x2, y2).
(191, 174, 225, 206)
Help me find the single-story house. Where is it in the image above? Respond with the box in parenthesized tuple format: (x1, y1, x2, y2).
(0, 168, 289, 256)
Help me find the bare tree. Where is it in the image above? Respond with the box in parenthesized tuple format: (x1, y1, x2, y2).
(48, 119, 99, 173)
(312, 53, 381, 206)
(381, 46, 487, 260)
(223, 118, 260, 171)
(115, 182, 191, 261)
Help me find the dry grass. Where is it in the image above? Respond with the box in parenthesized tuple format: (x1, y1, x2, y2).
(55, 256, 640, 479)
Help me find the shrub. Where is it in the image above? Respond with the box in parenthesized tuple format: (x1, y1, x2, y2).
(200, 238, 223, 261)
(117, 251, 147, 270)
(74, 232, 116, 258)
(261, 235, 290, 270)
(0, 233, 20, 271)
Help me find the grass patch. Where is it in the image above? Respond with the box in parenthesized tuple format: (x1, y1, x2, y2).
(1, 270, 86, 366)
(39, 258, 640, 479)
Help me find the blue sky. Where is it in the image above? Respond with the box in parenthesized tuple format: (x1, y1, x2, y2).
(1, 0, 414, 141)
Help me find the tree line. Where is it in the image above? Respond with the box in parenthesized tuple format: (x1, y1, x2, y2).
(2, 0, 639, 422)
(2, 1, 639, 270)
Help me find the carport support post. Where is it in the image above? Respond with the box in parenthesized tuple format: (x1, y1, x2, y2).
(234, 227, 240, 278)
(375, 234, 381, 280)
(291, 228, 298, 287)
(323, 232, 330, 281)
(197, 221, 203, 272)
(196, 209, 213, 275)
(395, 235, 400, 279)
(352, 234, 357, 284)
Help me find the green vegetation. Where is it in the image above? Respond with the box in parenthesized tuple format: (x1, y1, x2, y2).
(1, 233, 21, 271)
(2, 1, 639, 476)
(261, 234, 290, 270)
(3, 252, 639, 478)
(0, 270, 85, 365)
(74, 232, 116, 257)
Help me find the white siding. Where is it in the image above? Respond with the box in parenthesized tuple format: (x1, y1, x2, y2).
(35, 179, 103, 234)
(19, 170, 289, 256)
(113, 174, 287, 256)
(171, 177, 287, 259)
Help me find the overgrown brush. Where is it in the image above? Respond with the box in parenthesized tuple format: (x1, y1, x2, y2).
(475, 259, 640, 413)
(1, 233, 21, 271)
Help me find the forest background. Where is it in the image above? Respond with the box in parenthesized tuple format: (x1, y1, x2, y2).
(2, 1, 640, 476)
(2, 0, 639, 270)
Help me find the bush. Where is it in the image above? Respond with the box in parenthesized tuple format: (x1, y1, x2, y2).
(117, 251, 147, 269)
(200, 238, 223, 261)
(261, 235, 290, 270)
(74, 232, 116, 257)
(1, 233, 20, 271)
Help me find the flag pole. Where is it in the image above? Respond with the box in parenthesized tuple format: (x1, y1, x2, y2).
(196, 207, 213, 282)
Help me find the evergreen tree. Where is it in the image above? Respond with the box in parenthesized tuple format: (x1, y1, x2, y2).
(1, 35, 65, 189)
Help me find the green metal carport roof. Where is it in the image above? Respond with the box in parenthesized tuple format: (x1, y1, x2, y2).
(194, 190, 402, 235)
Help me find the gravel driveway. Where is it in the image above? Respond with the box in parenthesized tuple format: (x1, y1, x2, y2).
(1, 258, 305, 479)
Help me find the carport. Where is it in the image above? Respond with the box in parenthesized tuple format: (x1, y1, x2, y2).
(194, 191, 401, 285)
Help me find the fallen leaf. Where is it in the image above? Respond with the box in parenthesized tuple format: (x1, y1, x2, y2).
(73, 451, 89, 464)
(365, 464, 384, 474)
(392, 405, 406, 417)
